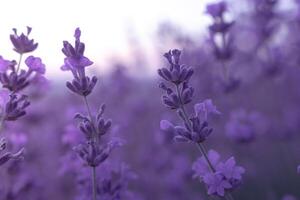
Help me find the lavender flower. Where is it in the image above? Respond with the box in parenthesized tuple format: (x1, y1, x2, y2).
(193, 149, 245, 197)
(225, 109, 267, 143)
(158, 49, 240, 198)
(25, 56, 46, 74)
(61, 28, 97, 97)
(158, 49, 193, 85)
(10, 27, 38, 54)
(0, 138, 24, 166)
(3, 94, 30, 121)
(61, 28, 118, 200)
(203, 173, 232, 196)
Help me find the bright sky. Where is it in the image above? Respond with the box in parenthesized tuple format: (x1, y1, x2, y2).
(0, 0, 216, 78)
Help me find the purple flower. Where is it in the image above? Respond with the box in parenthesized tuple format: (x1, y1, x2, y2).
(158, 49, 193, 85)
(61, 28, 97, 97)
(61, 28, 93, 74)
(0, 137, 24, 166)
(203, 173, 232, 196)
(206, 1, 227, 18)
(225, 109, 267, 143)
(194, 99, 221, 121)
(297, 165, 300, 174)
(25, 56, 46, 74)
(192, 150, 220, 178)
(193, 149, 245, 197)
(10, 27, 38, 54)
(0, 56, 13, 73)
(4, 94, 30, 121)
(216, 157, 245, 186)
(282, 195, 298, 200)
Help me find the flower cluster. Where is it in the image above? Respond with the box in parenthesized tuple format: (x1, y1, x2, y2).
(0, 27, 45, 166)
(73, 105, 118, 167)
(225, 109, 268, 143)
(158, 50, 219, 144)
(61, 28, 120, 200)
(0, 137, 24, 166)
(61, 28, 97, 97)
(207, 1, 234, 61)
(192, 150, 245, 197)
(158, 49, 244, 198)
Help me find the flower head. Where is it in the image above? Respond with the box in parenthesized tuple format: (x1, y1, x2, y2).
(25, 56, 46, 74)
(61, 28, 93, 76)
(10, 27, 38, 54)
(194, 99, 221, 121)
(158, 49, 193, 85)
(193, 149, 245, 197)
(0, 56, 14, 73)
(203, 173, 232, 196)
(206, 1, 227, 18)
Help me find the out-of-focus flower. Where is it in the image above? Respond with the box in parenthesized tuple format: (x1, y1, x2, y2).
(0, 137, 24, 166)
(203, 173, 232, 196)
(25, 56, 46, 74)
(194, 99, 221, 121)
(206, 1, 227, 18)
(282, 195, 298, 200)
(216, 157, 245, 187)
(193, 149, 245, 197)
(10, 27, 38, 54)
(225, 109, 267, 143)
(192, 150, 220, 178)
(4, 94, 30, 121)
(0, 56, 14, 73)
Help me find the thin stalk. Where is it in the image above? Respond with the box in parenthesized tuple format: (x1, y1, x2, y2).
(92, 166, 97, 200)
(220, 32, 228, 82)
(0, 117, 4, 134)
(175, 85, 216, 172)
(175, 84, 234, 200)
(16, 53, 23, 74)
(83, 96, 97, 200)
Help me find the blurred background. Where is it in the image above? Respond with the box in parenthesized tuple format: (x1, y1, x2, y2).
(1, 0, 300, 200)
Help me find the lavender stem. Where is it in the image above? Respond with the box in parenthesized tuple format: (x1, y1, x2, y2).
(16, 53, 23, 74)
(92, 166, 97, 200)
(83, 96, 97, 200)
(175, 85, 234, 200)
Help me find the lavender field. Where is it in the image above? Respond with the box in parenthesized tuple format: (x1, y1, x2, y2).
(1, 0, 300, 200)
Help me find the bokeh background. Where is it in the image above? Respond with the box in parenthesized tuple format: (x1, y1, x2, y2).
(1, 0, 300, 200)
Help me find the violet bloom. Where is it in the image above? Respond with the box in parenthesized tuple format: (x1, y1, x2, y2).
(192, 150, 220, 178)
(10, 27, 38, 54)
(194, 99, 221, 121)
(161, 98, 219, 143)
(61, 28, 97, 97)
(225, 109, 267, 143)
(3, 94, 30, 121)
(192, 149, 245, 197)
(0, 57, 46, 93)
(206, 1, 234, 61)
(0, 138, 24, 166)
(25, 56, 46, 74)
(203, 173, 232, 196)
(0, 56, 13, 73)
(216, 157, 245, 187)
(158, 49, 193, 85)
(282, 195, 298, 200)
(297, 165, 300, 174)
